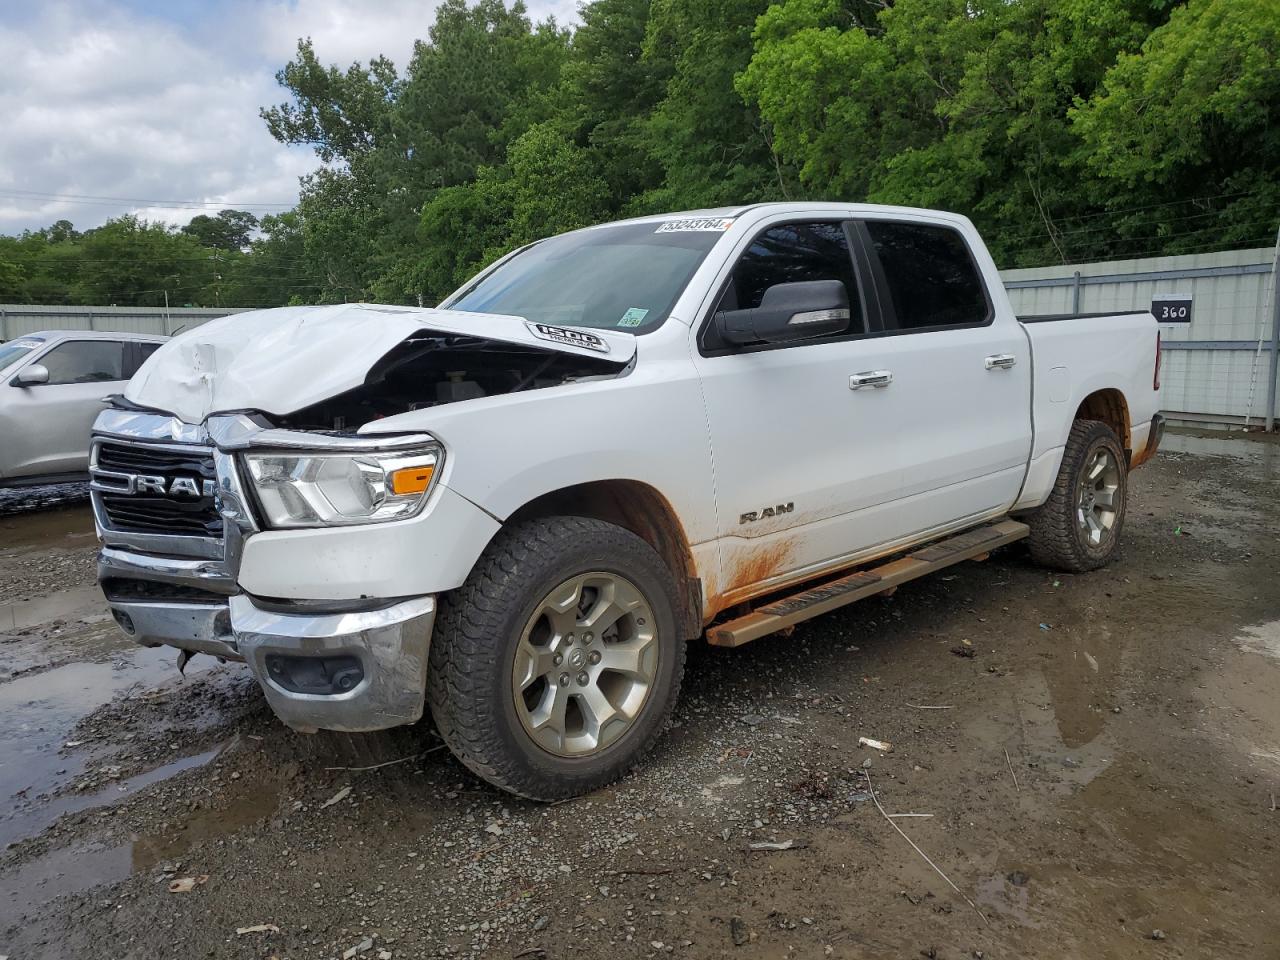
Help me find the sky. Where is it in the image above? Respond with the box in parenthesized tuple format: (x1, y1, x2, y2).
(0, 0, 579, 236)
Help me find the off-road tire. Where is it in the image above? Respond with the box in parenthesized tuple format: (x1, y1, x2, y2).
(1028, 418, 1128, 573)
(427, 516, 685, 800)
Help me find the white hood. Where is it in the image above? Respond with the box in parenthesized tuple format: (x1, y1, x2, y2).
(125, 303, 636, 424)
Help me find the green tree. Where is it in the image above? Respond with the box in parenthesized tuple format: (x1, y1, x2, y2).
(261, 0, 570, 304)
(0, 251, 23, 301)
(261, 39, 399, 164)
(555, 0, 672, 205)
(739, 0, 1175, 265)
(1071, 0, 1280, 253)
(181, 209, 260, 251)
(412, 122, 609, 302)
(220, 211, 321, 307)
(637, 0, 796, 212)
(61, 216, 216, 306)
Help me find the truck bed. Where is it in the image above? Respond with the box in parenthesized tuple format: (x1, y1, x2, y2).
(1018, 310, 1152, 323)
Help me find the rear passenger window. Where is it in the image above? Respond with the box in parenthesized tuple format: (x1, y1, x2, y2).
(706, 221, 863, 350)
(866, 222, 988, 330)
(126, 341, 163, 377)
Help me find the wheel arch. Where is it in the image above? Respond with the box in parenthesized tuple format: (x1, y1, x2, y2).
(505, 479, 703, 639)
(1075, 388, 1131, 455)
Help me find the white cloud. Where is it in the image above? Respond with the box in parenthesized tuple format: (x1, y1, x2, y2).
(0, 0, 580, 235)
(239, 0, 439, 72)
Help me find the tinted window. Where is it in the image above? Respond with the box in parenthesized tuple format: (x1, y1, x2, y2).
(446, 221, 724, 333)
(866, 222, 988, 330)
(39, 340, 125, 384)
(725, 222, 860, 317)
(706, 221, 863, 351)
(127, 340, 163, 376)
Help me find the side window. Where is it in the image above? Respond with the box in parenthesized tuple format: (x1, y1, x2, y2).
(865, 221, 989, 331)
(38, 340, 125, 385)
(706, 221, 863, 350)
(125, 341, 163, 377)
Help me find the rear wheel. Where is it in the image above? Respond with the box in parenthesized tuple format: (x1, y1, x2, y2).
(1028, 419, 1128, 572)
(427, 516, 685, 800)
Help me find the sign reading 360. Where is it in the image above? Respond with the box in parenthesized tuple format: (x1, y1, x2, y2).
(1151, 295, 1192, 324)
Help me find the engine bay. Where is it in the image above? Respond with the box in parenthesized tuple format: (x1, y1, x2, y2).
(274, 331, 629, 431)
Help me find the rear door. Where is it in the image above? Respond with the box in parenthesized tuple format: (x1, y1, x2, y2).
(692, 219, 907, 604)
(853, 218, 1032, 534)
(4, 338, 127, 477)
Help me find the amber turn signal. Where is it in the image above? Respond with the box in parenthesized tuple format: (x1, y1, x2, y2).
(389, 464, 435, 496)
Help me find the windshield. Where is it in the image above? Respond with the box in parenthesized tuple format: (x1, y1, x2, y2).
(444, 220, 729, 333)
(0, 337, 44, 372)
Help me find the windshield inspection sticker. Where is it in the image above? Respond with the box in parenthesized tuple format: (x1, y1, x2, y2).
(527, 322, 611, 354)
(618, 307, 649, 328)
(655, 217, 734, 233)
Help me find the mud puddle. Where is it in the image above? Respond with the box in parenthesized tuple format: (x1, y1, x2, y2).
(0, 748, 283, 926)
(1162, 429, 1280, 470)
(1235, 619, 1280, 661)
(0, 584, 104, 632)
(0, 643, 215, 849)
(0, 503, 95, 553)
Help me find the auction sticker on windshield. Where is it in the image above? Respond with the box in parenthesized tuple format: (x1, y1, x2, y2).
(655, 218, 734, 233)
(618, 308, 649, 327)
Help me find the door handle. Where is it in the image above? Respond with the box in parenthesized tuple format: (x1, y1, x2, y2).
(849, 370, 893, 390)
(985, 354, 1017, 370)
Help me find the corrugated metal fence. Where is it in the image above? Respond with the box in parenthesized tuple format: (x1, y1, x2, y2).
(0, 304, 248, 339)
(1000, 243, 1280, 429)
(5, 239, 1280, 429)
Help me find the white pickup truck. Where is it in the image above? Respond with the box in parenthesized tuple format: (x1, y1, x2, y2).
(91, 203, 1163, 799)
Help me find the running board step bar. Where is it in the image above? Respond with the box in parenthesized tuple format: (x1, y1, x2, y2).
(708, 519, 1030, 648)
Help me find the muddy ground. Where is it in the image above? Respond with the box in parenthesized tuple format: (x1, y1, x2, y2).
(1, 430, 1278, 960)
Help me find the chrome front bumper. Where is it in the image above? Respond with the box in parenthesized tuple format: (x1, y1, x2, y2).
(231, 594, 435, 733)
(93, 408, 438, 734)
(103, 559, 435, 733)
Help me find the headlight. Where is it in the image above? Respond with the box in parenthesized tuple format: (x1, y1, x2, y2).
(243, 444, 442, 528)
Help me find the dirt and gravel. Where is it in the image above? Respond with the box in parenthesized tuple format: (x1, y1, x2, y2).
(1, 430, 1278, 960)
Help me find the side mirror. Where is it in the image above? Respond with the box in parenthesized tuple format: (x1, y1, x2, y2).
(715, 280, 851, 346)
(11, 364, 50, 387)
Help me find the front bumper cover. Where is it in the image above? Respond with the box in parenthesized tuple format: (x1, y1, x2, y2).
(230, 594, 435, 733)
(104, 571, 435, 733)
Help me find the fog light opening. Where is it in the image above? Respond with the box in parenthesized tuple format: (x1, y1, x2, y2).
(263, 653, 365, 695)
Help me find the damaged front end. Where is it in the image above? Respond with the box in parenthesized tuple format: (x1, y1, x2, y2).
(93, 305, 633, 732)
(92, 408, 447, 732)
(273, 330, 629, 432)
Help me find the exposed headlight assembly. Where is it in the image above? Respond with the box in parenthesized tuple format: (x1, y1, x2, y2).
(244, 444, 442, 528)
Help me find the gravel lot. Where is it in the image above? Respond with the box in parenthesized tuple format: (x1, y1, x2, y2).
(1, 431, 1278, 959)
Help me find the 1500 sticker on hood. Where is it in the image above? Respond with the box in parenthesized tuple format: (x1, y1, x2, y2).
(526, 322, 611, 354)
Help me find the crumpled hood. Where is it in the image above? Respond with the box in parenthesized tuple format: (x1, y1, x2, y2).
(125, 303, 636, 424)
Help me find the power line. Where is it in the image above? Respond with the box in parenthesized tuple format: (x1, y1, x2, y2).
(0, 188, 296, 210)
(7, 256, 311, 265)
(1004, 205, 1264, 247)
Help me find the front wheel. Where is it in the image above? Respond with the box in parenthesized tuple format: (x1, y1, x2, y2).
(427, 516, 685, 800)
(1027, 418, 1129, 573)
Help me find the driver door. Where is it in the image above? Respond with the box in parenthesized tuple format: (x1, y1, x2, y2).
(692, 220, 907, 606)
